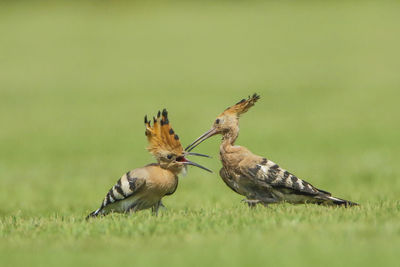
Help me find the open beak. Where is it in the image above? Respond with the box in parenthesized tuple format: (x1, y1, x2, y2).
(183, 160, 213, 173)
(185, 152, 211, 158)
(177, 154, 213, 173)
(185, 128, 218, 152)
(179, 128, 218, 173)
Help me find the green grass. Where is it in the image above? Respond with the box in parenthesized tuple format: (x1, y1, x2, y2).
(1, 1, 400, 266)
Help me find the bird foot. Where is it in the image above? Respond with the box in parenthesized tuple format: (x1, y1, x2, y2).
(151, 201, 167, 216)
(159, 202, 167, 211)
(241, 199, 261, 207)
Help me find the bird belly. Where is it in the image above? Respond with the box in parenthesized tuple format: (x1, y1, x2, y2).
(219, 168, 245, 196)
(101, 194, 157, 214)
(270, 189, 319, 204)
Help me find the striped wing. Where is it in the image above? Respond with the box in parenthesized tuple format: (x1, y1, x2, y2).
(242, 158, 330, 196)
(100, 170, 146, 210)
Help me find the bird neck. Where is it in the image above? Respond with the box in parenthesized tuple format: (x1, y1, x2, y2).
(166, 166, 184, 176)
(221, 127, 239, 151)
(156, 162, 182, 176)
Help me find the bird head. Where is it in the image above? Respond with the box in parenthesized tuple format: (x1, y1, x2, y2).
(185, 93, 260, 152)
(145, 109, 212, 174)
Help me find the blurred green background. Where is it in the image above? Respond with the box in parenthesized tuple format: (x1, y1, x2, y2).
(0, 1, 399, 266)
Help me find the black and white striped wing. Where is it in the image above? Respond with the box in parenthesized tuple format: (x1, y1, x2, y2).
(243, 158, 330, 196)
(89, 171, 146, 217)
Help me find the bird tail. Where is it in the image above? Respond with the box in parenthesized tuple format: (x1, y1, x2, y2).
(86, 208, 102, 220)
(323, 195, 359, 207)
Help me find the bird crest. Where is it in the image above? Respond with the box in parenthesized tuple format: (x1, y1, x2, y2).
(221, 93, 260, 117)
(145, 109, 183, 157)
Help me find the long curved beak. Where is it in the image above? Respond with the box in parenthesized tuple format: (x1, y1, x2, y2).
(179, 151, 213, 173)
(185, 152, 211, 158)
(185, 128, 218, 152)
(183, 160, 213, 173)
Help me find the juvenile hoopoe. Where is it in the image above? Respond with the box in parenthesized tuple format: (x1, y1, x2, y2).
(87, 109, 211, 218)
(186, 94, 358, 207)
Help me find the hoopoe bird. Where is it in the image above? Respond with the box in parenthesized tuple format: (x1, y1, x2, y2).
(87, 109, 211, 218)
(185, 94, 358, 207)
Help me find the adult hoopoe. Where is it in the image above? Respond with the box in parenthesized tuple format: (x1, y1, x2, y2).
(185, 94, 358, 207)
(87, 109, 211, 218)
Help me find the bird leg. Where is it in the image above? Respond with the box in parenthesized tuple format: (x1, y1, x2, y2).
(241, 199, 262, 207)
(242, 198, 279, 207)
(151, 200, 165, 216)
(159, 201, 167, 210)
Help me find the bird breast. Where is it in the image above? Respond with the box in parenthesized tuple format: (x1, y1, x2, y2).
(145, 166, 178, 196)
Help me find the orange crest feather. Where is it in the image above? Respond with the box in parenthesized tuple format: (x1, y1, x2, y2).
(222, 93, 260, 116)
(145, 109, 183, 157)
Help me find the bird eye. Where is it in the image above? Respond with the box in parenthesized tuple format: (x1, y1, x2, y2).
(215, 119, 220, 124)
(167, 154, 173, 159)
